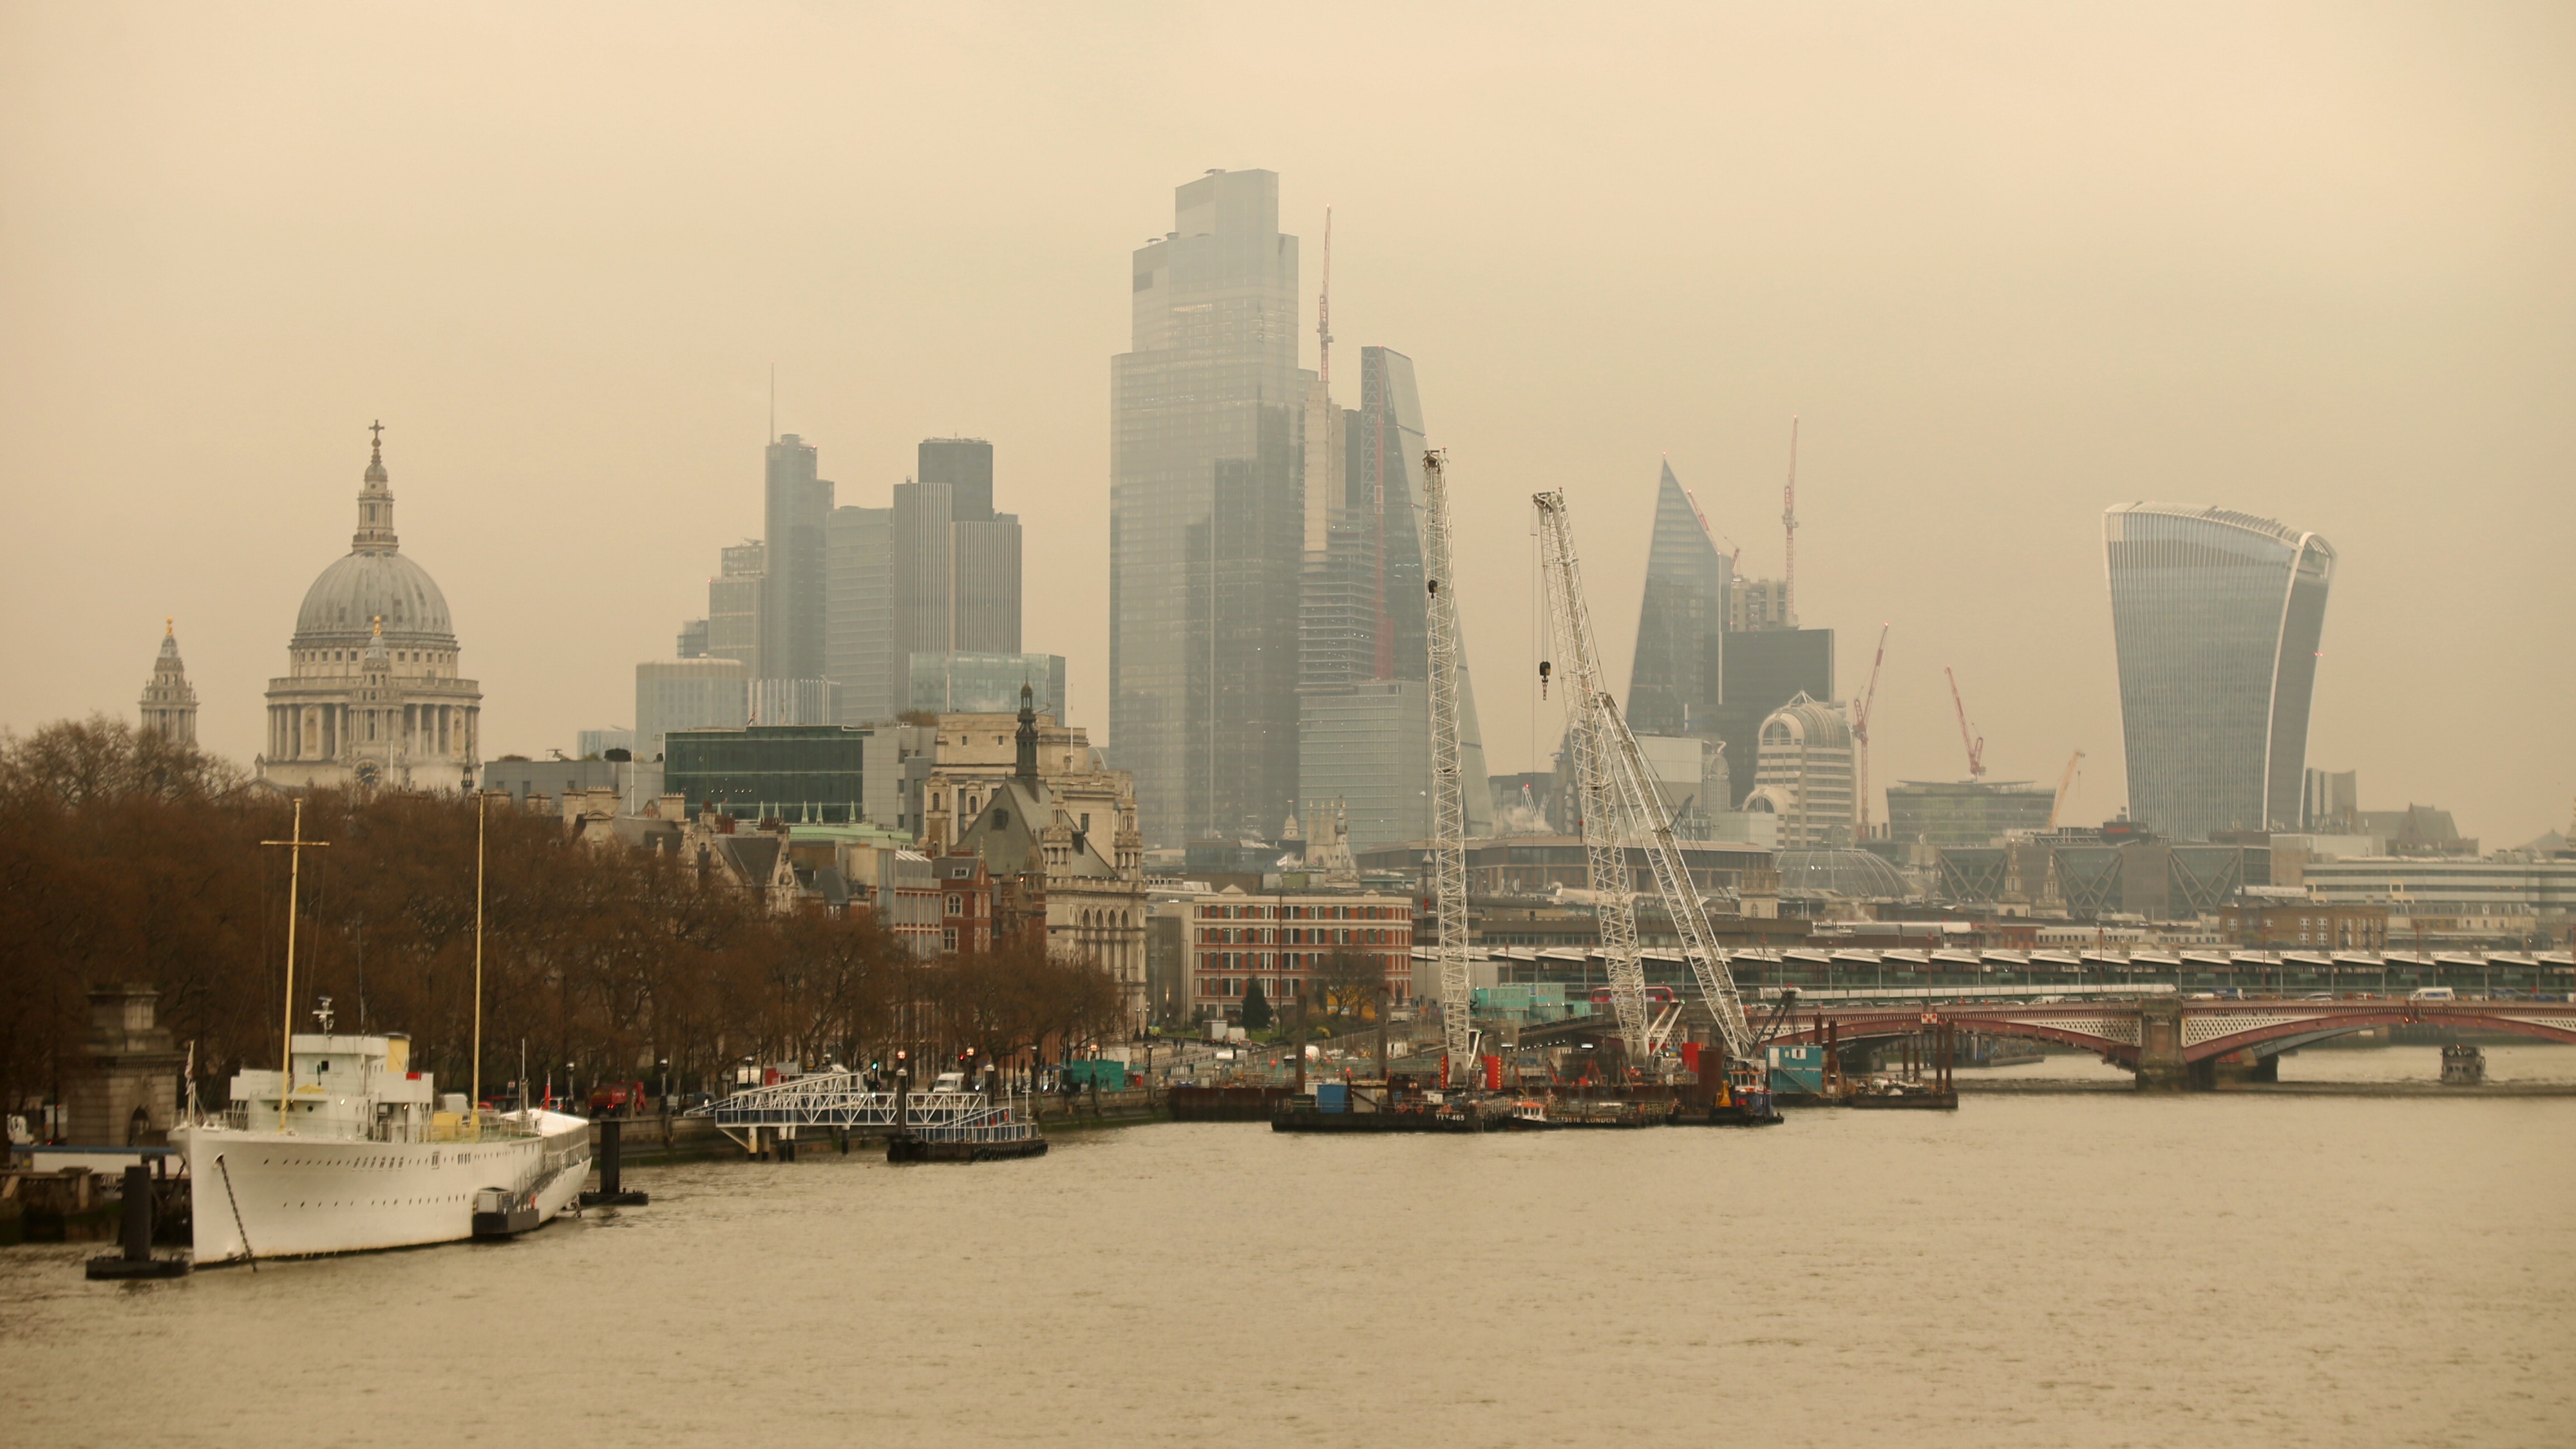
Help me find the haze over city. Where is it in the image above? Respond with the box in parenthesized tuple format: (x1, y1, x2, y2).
(4, 3, 2570, 841)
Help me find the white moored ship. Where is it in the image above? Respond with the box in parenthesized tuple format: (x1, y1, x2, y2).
(175, 1028, 591, 1263)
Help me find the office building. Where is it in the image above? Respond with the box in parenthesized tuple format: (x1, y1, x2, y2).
(1112, 169, 1306, 846)
(706, 540, 765, 677)
(824, 437, 1023, 727)
(138, 621, 198, 745)
(2302, 768, 2360, 833)
(1184, 885, 1416, 1025)
(1626, 461, 1731, 739)
(675, 618, 709, 659)
(761, 435, 833, 683)
(752, 676, 837, 726)
(664, 723, 868, 824)
(635, 658, 747, 759)
(1745, 692, 1853, 849)
(1295, 346, 1496, 841)
(907, 650, 1066, 717)
(1712, 629, 1833, 806)
(258, 431, 481, 793)
(576, 727, 635, 759)
(2103, 504, 2334, 838)
(1883, 780, 2058, 849)
(824, 504, 895, 724)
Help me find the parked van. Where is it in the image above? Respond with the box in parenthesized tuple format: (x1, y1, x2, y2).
(2408, 986, 2457, 1001)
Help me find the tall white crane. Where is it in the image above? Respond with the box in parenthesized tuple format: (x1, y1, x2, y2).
(1419, 450, 1475, 1085)
(1533, 491, 1759, 1069)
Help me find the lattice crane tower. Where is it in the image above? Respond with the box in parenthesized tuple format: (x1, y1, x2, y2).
(1533, 491, 1759, 1067)
(1419, 450, 1476, 1084)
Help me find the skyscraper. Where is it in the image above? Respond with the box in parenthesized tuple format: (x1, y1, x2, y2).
(2103, 503, 2334, 838)
(1112, 169, 1306, 845)
(1626, 460, 1732, 739)
(706, 540, 765, 678)
(1296, 345, 1495, 848)
(1714, 629, 1833, 806)
(761, 434, 833, 683)
(824, 437, 1024, 726)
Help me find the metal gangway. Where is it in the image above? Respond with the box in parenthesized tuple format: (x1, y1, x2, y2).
(687, 1071, 1040, 1151)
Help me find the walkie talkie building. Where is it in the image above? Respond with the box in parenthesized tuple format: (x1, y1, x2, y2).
(2103, 504, 2334, 839)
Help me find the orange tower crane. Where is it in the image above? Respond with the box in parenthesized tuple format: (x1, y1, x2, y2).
(1944, 666, 1986, 781)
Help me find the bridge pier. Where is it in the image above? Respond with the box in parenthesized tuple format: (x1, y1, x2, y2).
(2136, 998, 2188, 1092)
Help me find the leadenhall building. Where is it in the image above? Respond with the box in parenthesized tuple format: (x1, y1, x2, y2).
(258, 428, 482, 792)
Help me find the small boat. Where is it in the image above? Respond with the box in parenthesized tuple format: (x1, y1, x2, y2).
(2440, 1043, 2486, 1086)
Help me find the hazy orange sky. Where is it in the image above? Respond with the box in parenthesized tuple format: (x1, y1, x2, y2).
(4, 3, 2568, 844)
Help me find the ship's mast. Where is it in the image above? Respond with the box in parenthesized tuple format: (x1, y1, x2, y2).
(259, 798, 329, 1133)
(473, 790, 487, 1133)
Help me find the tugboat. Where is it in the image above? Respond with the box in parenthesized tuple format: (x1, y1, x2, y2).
(2440, 1042, 2487, 1086)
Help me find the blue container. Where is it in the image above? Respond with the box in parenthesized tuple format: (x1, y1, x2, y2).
(1314, 1082, 1350, 1113)
(1766, 1044, 1824, 1095)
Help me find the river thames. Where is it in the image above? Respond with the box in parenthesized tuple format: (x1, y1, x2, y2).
(8, 1084, 2571, 1448)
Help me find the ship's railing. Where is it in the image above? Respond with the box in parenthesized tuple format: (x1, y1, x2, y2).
(211, 1104, 545, 1143)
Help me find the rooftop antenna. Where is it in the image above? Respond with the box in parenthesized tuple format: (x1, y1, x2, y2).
(1316, 205, 1333, 393)
(1782, 417, 1801, 627)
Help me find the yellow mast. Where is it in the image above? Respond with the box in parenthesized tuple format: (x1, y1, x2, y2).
(260, 798, 328, 1133)
(472, 790, 486, 1137)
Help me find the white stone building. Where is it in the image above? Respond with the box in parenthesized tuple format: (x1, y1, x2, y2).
(137, 620, 198, 744)
(1745, 692, 1854, 850)
(258, 430, 482, 792)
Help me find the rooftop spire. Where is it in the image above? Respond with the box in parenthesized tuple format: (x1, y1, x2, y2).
(353, 421, 399, 554)
(1015, 683, 1038, 781)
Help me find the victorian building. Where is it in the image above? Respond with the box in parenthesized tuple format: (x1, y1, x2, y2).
(934, 688, 1150, 1034)
(137, 620, 199, 744)
(258, 429, 482, 792)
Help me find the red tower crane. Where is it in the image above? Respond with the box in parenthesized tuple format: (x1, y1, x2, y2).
(1944, 666, 1986, 781)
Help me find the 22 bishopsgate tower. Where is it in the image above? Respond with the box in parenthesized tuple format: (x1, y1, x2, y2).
(2103, 504, 2334, 840)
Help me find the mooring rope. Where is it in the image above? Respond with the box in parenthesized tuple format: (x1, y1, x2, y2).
(214, 1153, 258, 1273)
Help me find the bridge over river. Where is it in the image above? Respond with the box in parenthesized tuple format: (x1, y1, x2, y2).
(1513, 994, 2576, 1090)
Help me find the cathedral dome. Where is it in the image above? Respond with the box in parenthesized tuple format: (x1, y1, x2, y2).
(295, 550, 453, 643)
(289, 429, 457, 646)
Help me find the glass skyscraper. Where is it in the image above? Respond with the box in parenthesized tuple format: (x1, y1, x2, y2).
(1112, 169, 1307, 846)
(760, 435, 835, 687)
(824, 437, 1022, 727)
(2103, 504, 2334, 838)
(1296, 346, 1494, 848)
(1626, 460, 1732, 738)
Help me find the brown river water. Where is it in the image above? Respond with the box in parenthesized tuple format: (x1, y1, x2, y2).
(6, 1072, 2572, 1448)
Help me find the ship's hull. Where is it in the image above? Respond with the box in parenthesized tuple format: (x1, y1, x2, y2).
(175, 1112, 591, 1263)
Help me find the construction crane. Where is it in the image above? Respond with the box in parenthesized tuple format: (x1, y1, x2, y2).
(1781, 417, 1800, 626)
(2047, 750, 2085, 828)
(1533, 491, 1758, 1070)
(1419, 450, 1475, 1086)
(1851, 623, 1889, 838)
(1945, 666, 1986, 781)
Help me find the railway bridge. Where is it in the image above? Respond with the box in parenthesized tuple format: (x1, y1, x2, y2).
(1762, 998, 2576, 1090)
(1510, 996, 2576, 1089)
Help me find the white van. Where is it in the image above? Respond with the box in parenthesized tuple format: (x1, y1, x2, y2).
(2408, 986, 2457, 1001)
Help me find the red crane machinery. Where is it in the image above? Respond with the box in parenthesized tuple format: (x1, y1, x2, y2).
(1852, 623, 1890, 838)
(1944, 666, 1987, 781)
(2047, 750, 2086, 829)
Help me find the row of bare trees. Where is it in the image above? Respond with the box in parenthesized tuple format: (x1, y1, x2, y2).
(0, 717, 1126, 1121)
